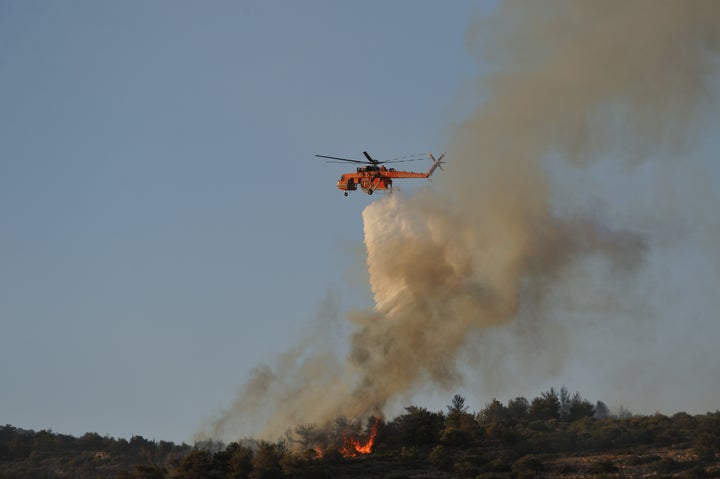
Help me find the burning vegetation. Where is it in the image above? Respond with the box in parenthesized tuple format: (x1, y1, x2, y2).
(339, 418, 380, 458)
(291, 416, 382, 460)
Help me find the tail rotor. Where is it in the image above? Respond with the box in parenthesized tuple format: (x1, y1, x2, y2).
(429, 153, 446, 171)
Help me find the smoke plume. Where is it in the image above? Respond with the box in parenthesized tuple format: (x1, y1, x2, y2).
(208, 1, 720, 441)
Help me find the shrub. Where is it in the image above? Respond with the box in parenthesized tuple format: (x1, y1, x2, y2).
(398, 446, 417, 464)
(441, 428, 474, 448)
(684, 465, 709, 478)
(512, 455, 544, 475)
(587, 460, 618, 473)
(651, 457, 683, 474)
(428, 445, 452, 471)
(478, 455, 514, 473)
(623, 453, 661, 465)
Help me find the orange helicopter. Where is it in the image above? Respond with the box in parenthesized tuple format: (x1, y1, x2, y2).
(316, 151, 445, 196)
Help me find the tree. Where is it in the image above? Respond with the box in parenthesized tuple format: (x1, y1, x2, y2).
(6, 436, 31, 459)
(129, 464, 165, 479)
(32, 430, 56, 453)
(480, 399, 508, 423)
(442, 399, 477, 448)
(594, 401, 610, 419)
(443, 394, 478, 446)
(79, 432, 105, 451)
(617, 405, 633, 419)
(559, 386, 571, 421)
(171, 449, 215, 479)
(447, 394, 469, 415)
(293, 424, 319, 450)
(507, 397, 530, 423)
(208, 442, 254, 479)
(251, 441, 286, 479)
(394, 406, 444, 445)
(529, 389, 560, 421)
(226, 442, 254, 479)
(567, 392, 595, 421)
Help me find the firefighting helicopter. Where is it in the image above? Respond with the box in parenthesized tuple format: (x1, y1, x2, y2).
(316, 151, 445, 196)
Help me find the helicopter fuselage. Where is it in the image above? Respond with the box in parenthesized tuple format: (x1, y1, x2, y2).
(336, 166, 431, 195)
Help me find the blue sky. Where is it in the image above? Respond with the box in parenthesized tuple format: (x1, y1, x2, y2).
(1, 1, 489, 443)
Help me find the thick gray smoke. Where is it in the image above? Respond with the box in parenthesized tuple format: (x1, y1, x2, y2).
(208, 1, 720, 441)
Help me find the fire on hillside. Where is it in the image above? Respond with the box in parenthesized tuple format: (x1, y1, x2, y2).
(339, 418, 380, 458)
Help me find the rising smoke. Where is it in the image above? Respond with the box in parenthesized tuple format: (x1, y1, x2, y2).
(208, 1, 720, 441)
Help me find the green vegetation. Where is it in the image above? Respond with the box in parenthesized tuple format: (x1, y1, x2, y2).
(2, 387, 719, 478)
(0, 427, 189, 479)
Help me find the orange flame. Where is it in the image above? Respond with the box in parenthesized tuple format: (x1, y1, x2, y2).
(340, 418, 380, 458)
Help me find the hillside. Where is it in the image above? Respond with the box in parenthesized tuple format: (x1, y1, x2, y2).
(2, 389, 719, 479)
(0, 427, 190, 479)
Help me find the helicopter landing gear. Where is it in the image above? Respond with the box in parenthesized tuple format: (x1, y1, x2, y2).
(344, 192, 348, 197)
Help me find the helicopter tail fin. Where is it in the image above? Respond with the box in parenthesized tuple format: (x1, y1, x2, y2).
(426, 153, 446, 178)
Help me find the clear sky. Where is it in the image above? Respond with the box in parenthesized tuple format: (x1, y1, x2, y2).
(3, 1, 720, 446)
(1, 0, 489, 443)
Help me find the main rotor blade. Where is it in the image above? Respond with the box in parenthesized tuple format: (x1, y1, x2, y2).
(315, 154, 366, 164)
(388, 153, 427, 163)
(380, 158, 427, 164)
(363, 151, 378, 164)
